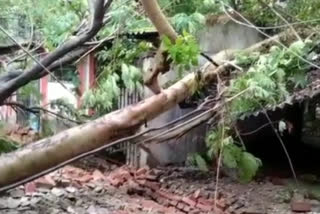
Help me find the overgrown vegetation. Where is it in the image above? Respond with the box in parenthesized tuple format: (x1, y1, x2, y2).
(82, 39, 151, 115)
(163, 31, 200, 76)
(188, 39, 316, 182)
(230, 39, 313, 116)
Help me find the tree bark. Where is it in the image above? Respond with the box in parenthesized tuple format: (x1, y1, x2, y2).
(141, 0, 178, 94)
(0, 52, 223, 189)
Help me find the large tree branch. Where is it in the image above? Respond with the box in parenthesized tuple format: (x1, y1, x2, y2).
(141, 0, 178, 94)
(0, 0, 112, 104)
(0, 47, 90, 85)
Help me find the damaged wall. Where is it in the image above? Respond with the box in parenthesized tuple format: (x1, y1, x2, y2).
(139, 15, 263, 167)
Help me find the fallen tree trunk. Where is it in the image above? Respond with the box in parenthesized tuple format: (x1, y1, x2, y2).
(0, 29, 308, 190)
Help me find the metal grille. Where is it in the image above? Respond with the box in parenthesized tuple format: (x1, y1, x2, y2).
(104, 87, 143, 167)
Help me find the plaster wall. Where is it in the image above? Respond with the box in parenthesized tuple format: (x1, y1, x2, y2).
(139, 18, 263, 167)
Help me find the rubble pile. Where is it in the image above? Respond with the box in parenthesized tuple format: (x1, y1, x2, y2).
(1, 159, 319, 214)
(106, 166, 256, 214)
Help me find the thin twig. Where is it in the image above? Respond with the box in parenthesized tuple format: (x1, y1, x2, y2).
(3, 102, 82, 124)
(221, 3, 320, 71)
(262, 109, 298, 185)
(239, 120, 280, 136)
(214, 115, 224, 211)
(258, 0, 301, 41)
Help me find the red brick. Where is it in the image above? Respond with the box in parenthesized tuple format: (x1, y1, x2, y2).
(141, 199, 164, 210)
(163, 199, 170, 206)
(34, 177, 56, 189)
(135, 175, 146, 180)
(108, 177, 122, 187)
(176, 202, 185, 210)
(112, 211, 129, 214)
(119, 172, 131, 181)
(135, 179, 146, 186)
(144, 181, 160, 191)
(76, 174, 92, 183)
(161, 191, 181, 201)
(158, 190, 169, 198)
(198, 197, 214, 206)
(111, 168, 132, 181)
(166, 206, 178, 213)
(160, 197, 168, 205)
(193, 189, 201, 199)
(151, 191, 163, 201)
(182, 205, 192, 212)
(182, 196, 197, 207)
(196, 202, 213, 211)
(189, 210, 201, 214)
(92, 169, 106, 181)
(216, 198, 227, 209)
(24, 182, 37, 194)
(136, 168, 148, 176)
(143, 187, 153, 197)
(169, 199, 179, 207)
(291, 201, 311, 212)
(145, 174, 158, 181)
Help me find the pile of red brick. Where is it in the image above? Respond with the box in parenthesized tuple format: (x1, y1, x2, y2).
(106, 166, 235, 214)
(5, 125, 39, 145)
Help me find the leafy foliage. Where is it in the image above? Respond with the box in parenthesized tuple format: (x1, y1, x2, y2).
(83, 39, 150, 115)
(230, 40, 313, 116)
(163, 31, 200, 76)
(171, 12, 206, 35)
(205, 125, 262, 182)
(159, 0, 221, 16)
(0, 0, 87, 48)
(238, 151, 262, 182)
(0, 137, 19, 154)
(187, 153, 209, 171)
(192, 40, 314, 182)
(121, 63, 143, 91)
(83, 73, 120, 113)
(101, 0, 153, 37)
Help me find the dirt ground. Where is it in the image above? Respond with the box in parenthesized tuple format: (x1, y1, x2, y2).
(0, 156, 319, 214)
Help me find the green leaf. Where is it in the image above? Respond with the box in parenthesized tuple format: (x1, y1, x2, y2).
(222, 142, 242, 169)
(238, 152, 262, 183)
(162, 36, 172, 49)
(195, 153, 209, 171)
